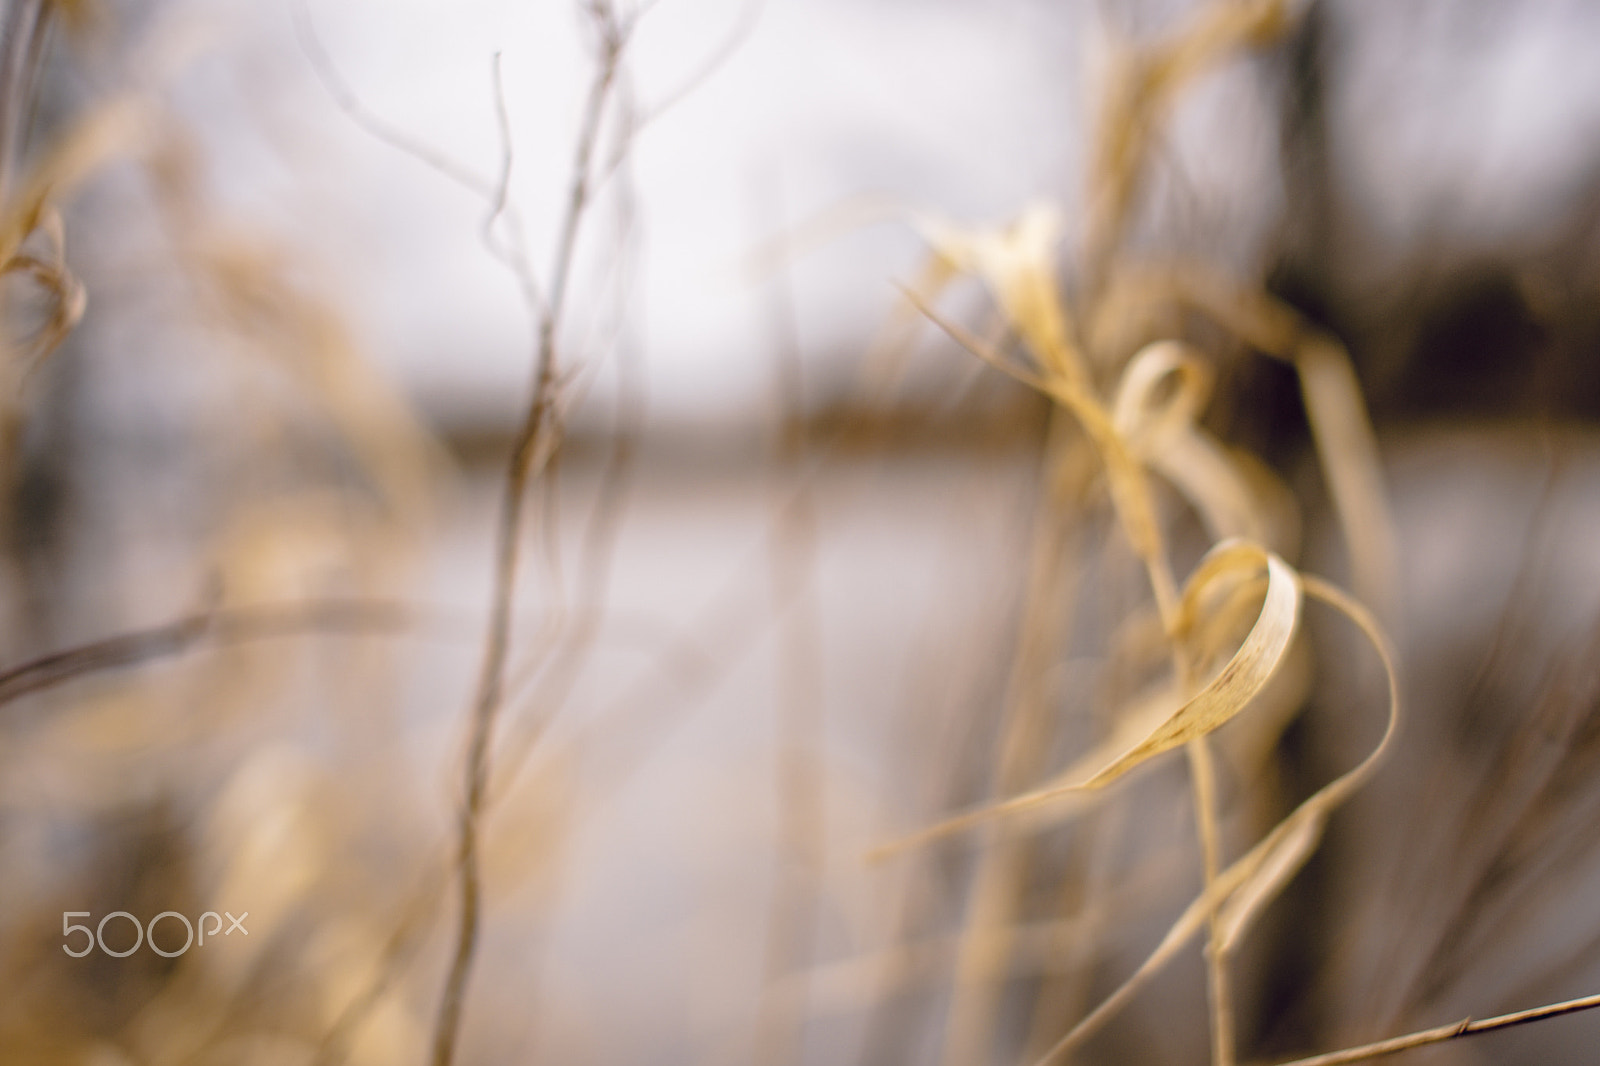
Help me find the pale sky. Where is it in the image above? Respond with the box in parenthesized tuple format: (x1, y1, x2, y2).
(157, 0, 1600, 429)
(164, 0, 1087, 431)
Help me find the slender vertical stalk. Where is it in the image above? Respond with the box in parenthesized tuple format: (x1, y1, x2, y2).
(429, 7, 629, 1064)
(1190, 737, 1235, 1066)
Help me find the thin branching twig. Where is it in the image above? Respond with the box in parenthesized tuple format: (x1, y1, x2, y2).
(429, 4, 634, 1063)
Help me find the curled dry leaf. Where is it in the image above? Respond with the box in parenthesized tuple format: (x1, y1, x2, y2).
(1081, 539, 1300, 788)
(1033, 573, 1400, 1065)
(1113, 339, 1294, 552)
(1118, 266, 1398, 616)
(897, 138, 1398, 1063)
(872, 538, 1300, 857)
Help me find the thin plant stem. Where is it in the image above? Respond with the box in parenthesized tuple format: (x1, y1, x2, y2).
(429, 6, 631, 1064)
(486, 51, 646, 805)
(1262, 990, 1600, 1066)
(1190, 736, 1235, 1066)
(291, 0, 498, 200)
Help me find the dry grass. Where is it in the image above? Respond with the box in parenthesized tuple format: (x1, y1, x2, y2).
(2, 1, 1600, 1065)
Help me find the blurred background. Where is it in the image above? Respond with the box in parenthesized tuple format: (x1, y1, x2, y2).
(4, 0, 1600, 1063)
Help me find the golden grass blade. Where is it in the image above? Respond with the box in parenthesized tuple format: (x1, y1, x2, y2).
(1113, 340, 1283, 548)
(897, 281, 1174, 605)
(1215, 802, 1322, 953)
(872, 539, 1299, 858)
(912, 204, 1088, 388)
(1034, 573, 1399, 1065)
(1044, 374, 1172, 598)
(1111, 339, 1213, 442)
(1080, 541, 1299, 788)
